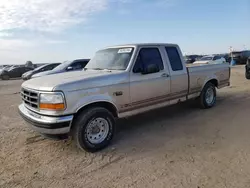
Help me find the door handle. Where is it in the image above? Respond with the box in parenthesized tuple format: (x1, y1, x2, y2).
(161, 73, 169, 77)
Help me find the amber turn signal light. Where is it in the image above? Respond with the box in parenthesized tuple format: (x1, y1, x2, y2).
(39, 103, 65, 110)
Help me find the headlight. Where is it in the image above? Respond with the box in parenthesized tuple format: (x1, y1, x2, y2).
(39, 92, 65, 110)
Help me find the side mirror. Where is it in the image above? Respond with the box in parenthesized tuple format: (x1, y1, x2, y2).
(66, 66, 73, 71)
(142, 64, 160, 74)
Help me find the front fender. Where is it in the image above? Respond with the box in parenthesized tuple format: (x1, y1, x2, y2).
(74, 93, 118, 113)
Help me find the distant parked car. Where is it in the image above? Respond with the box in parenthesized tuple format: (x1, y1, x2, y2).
(193, 55, 226, 64)
(22, 63, 61, 80)
(231, 51, 250, 64)
(214, 53, 231, 63)
(32, 59, 90, 79)
(184, 55, 202, 64)
(245, 57, 250, 79)
(0, 66, 34, 80)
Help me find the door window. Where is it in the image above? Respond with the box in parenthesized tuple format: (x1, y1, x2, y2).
(133, 48, 164, 73)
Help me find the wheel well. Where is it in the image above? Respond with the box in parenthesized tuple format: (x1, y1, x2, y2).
(75, 102, 118, 118)
(207, 79, 218, 87)
(69, 102, 118, 134)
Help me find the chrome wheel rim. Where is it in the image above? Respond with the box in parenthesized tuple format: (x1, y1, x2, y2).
(86, 117, 109, 144)
(205, 87, 214, 105)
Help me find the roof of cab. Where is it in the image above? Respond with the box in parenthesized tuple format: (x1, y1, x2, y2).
(105, 43, 178, 48)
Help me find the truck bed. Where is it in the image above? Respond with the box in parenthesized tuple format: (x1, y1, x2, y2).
(187, 63, 230, 94)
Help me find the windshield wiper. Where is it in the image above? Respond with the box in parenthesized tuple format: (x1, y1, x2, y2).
(87, 68, 113, 72)
(91, 68, 104, 70)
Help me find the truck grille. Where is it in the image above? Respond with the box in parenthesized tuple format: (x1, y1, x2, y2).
(21, 88, 39, 109)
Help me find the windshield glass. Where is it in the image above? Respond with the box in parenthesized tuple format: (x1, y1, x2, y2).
(8, 67, 17, 71)
(8, 66, 18, 71)
(86, 47, 134, 70)
(200, 56, 213, 61)
(33, 64, 47, 71)
(3, 66, 11, 70)
(53, 61, 72, 71)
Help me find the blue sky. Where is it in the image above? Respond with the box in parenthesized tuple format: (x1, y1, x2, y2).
(0, 0, 249, 64)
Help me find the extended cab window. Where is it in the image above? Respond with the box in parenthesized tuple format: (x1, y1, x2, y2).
(133, 48, 164, 73)
(165, 47, 183, 71)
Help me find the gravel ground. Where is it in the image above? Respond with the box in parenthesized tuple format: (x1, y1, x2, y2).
(1, 66, 250, 188)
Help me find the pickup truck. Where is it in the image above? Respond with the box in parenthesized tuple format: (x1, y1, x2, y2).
(19, 43, 230, 152)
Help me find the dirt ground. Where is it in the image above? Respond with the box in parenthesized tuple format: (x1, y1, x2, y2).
(1, 66, 250, 188)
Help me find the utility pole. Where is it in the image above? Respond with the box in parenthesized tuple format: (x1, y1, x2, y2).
(229, 46, 235, 66)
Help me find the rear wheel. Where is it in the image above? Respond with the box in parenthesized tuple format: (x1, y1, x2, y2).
(72, 107, 115, 152)
(199, 82, 216, 109)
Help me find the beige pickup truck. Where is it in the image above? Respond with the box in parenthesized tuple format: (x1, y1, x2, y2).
(19, 43, 230, 152)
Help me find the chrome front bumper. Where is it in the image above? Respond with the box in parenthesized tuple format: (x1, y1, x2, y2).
(18, 104, 73, 135)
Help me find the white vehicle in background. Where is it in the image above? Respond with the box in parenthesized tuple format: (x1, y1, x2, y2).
(193, 55, 226, 64)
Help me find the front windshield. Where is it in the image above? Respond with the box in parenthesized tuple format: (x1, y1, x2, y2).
(53, 61, 72, 71)
(200, 56, 213, 61)
(33, 64, 47, 71)
(8, 67, 17, 71)
(3, 66, 11, 70)
(86, 47, 134, 70)
(8, 66, 17, 71)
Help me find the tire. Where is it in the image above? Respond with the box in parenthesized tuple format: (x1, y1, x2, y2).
(245, 72, 250, 80)
(72, 107, 115, 152)
(199, 82, 216, 109)
(2, 75, 9, 80)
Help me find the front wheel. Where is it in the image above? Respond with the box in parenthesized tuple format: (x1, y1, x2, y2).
(72, 107, 115, 152)
(199, 82, 216, 109)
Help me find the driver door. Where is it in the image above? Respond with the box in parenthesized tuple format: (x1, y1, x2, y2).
(129, 47, 171, 108)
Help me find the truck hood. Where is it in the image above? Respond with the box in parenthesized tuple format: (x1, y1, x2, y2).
(22, 69, 127, 91)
